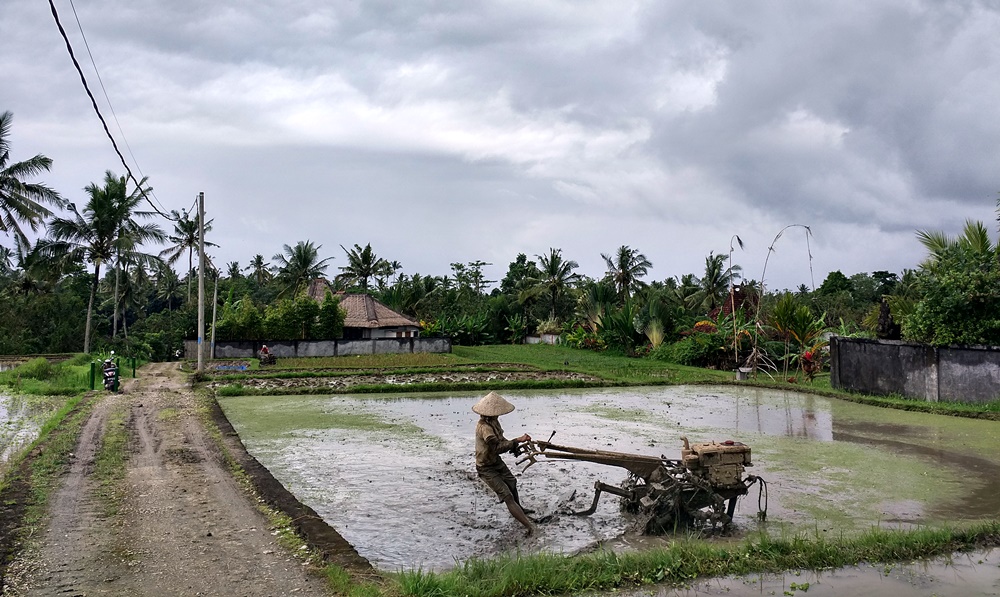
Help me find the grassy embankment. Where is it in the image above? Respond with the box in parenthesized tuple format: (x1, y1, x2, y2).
(385, 521, 1000, 597)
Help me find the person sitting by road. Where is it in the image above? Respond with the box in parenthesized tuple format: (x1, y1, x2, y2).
(260, 344, 269, 356)
(473, 391, 535, 535)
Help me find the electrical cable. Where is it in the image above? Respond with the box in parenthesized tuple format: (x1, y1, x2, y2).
(67, 0, 169, 216)
(47, 0, 176, 221)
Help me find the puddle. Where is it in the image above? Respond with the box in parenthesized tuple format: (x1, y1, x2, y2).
(623, 548, 1000, 596)
(1, 393, 60, 473)
(219, 386, 1000, 572)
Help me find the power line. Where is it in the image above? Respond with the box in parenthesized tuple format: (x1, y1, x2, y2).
(47, 0, 176, 221)
(66, 0, 169, 216)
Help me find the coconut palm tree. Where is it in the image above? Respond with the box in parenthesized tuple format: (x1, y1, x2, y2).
(0, 111, 65, 245)
(688, 252, 742, 314)
(917, 219, 996, 269)
(226, 261, 242, 280)
(272, 240, 332, 297)
(154, 261, 182, 310)
(245, 254, 271, 286)
(7, 237, 58, 295)
(159, 208, 217, 302)
(106, 173, 165, 337)
(42, 172, 156, 352)
(337, 243, 389, 292)
(521, 248, 580, 320)
(601, 245, 652, 303)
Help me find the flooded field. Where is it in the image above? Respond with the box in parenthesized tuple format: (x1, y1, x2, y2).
(629, 548, 1000, 596)
(218, 386, 1000, 572)
(0, 393, 61, 474)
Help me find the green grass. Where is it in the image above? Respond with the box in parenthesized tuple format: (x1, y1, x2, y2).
(0, 354, 146, 396)
(453, 344, 733, 384)
(385, 522, 1000, 597)
(92, 401, 130, 516)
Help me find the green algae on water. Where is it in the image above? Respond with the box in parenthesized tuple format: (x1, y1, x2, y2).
(219, 394, 425, 439)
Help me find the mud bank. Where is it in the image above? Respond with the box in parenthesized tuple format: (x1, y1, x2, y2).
(210, 369, 600, 391)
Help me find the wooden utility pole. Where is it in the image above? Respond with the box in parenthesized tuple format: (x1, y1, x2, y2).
(197, 192, 206, 372)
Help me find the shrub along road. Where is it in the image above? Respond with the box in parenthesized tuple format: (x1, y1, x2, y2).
(3, 362, 333, 596)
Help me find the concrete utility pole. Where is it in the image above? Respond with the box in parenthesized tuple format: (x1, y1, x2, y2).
(197, 192, 206, 372)
(210, 271, 219, 360)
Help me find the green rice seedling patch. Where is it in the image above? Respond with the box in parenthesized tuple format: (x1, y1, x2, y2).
(218, 394, 426, 440)
(274, 353, 475, 370)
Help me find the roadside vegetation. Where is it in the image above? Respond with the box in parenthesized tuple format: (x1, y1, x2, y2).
(0, 353, 140, 396)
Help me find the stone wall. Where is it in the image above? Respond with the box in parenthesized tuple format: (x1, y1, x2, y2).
(830, 336, 1000, 403)
(184, 337, 452, 359)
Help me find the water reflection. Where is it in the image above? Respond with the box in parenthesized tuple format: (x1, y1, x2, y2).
(1, 394, 46, 469)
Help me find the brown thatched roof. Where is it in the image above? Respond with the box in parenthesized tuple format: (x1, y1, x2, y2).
(339, 293, 420, 329)
(305, 278, 419, 329)
(306, 278, 335, 303)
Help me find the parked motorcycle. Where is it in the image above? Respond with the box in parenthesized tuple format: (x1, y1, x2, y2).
(102, 358, 119, 392)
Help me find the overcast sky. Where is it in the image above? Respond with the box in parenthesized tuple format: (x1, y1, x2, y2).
(3, 0, 999, 291)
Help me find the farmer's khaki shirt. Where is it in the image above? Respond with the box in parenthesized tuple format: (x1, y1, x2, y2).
(475, 417, 517, 468)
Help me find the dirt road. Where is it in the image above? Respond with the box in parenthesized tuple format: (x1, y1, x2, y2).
(4, 362, 332, 596)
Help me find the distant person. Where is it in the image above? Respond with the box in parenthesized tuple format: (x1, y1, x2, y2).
(473, 391, 534, 535)
(260, 344, 269, 356)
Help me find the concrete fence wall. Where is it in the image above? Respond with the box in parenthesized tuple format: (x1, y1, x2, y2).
(184, 337, 452, 359)
(830, 336, 1000, 403)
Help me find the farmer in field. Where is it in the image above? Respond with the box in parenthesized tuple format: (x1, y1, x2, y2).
(473, 391, 535, 535)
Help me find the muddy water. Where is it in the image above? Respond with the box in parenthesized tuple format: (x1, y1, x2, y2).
(0, 393, 58, 472)
(626, 548, 1000, 596)
(219, 386, 1000, 572)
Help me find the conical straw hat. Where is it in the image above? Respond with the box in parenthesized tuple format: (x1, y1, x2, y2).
(472, 391, 515, 416)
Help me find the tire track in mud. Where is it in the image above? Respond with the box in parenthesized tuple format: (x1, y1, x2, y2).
(6, 363, 330, 596)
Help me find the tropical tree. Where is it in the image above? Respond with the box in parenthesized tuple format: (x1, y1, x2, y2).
(159, 208, 216, 302)
(670, 274, 700, 314)
(687, 252, 741, 314)
(43, 172, 157, 352)
(337, 243, 389, 292)
(272, 240, 332, 297)
(521, 248, 580, 320)
(576, 279, 617, 333)
(903, 218, 1000, 345)
(916, 219, 995, 268)
(154, 261, 182, 310)
(0, 111, 65, 245)
(245, 254, 271, 286)
(601, 245, 651, 302)
(768, 293, 799, 378)
(226, 261, 242, 280)
(106, 173, 165, 337)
